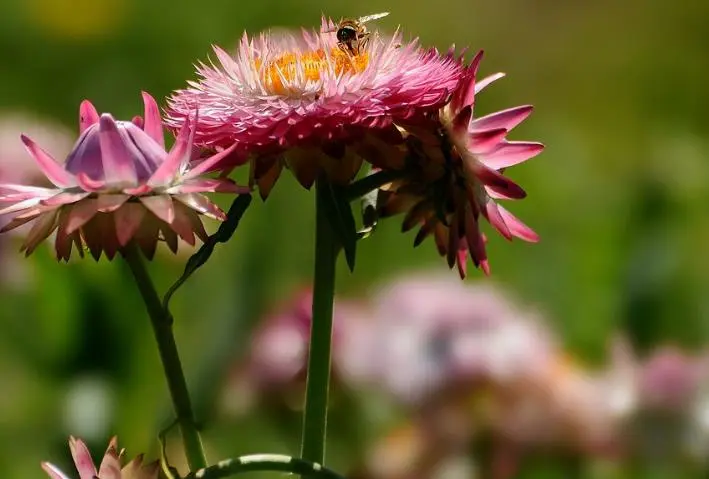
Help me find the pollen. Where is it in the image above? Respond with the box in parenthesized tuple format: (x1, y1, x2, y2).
(257, 48, 370, 95)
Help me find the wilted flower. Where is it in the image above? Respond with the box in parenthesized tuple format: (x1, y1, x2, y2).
(0, 92, 248, 260)
(379, 51, 543, 277)
(165, 17, 462, 197)
(42, 436, 158, 479)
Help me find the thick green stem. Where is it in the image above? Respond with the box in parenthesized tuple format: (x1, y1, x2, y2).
(300, 177, 338, 467)
(122, 244, 207, 471)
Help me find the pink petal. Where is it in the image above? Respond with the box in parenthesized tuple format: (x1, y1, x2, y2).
(0, 183, 55, 195)
(21, 135, 76, 188)
(176, 202, 208, 242)
(123, 184, 152, 196)
(479, 141, 544, 170)
(468, 128, 507, 154)
(451, 106, 472, 133)
(483, 200, 512, 240)
(99, 115, 138, 185)
(140, 195, 175, 224)
(456, 247, 468, 279)
(41, 192, 90, 208)
(65, 199, 99, 234)
(175, 193, 226, 221)
(161, 223, 179, 253)
(114, 203, 146, 246)
(97, 449, 122, 479)
(41, 462, 71, 479)
(97, 194, 130, 213)
(69, 437, 97, 479)
(166, 178, 250, 194)
(469, 105, 534, 133)
(79, 100, 100, 134)
(76, 172, 106, 192)
(498, 205, 539, 242)
(171, 203, 198, 245)
(0, 211, 42, 233)
(454, 50, 483, 110)
(147, 118, 191, 186)
(472, 165, 526, 199)
(0, 197, 43, 216)
(21, 210, 58, 256)
(475, 72, 505, 94)
(183, 142, 239, 180)
(141, 92, 165, 149)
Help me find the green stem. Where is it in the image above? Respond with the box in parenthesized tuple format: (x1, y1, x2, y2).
(122, 243, 207, 471)
(300, 177, 338, 467)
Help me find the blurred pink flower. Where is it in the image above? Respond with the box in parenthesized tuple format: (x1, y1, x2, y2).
(0, 93, 248, 260)
(42, 436, 158, 479)
(380, 51, 542, 277)
(165, 17, 462, 196)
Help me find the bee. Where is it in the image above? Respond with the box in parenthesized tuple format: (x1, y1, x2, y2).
(323, 12, 390, 56)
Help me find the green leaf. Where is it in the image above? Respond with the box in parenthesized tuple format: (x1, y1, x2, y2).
(162, 194, 252, 311)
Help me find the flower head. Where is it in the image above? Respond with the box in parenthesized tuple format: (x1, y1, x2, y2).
(165, 17, 462, 196)
(42, 436, 158, 479)
(0, 93, 248, 260)
(379, 51, 543, 277)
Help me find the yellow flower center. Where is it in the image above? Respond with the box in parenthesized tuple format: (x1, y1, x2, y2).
(258, 48, 370, 95)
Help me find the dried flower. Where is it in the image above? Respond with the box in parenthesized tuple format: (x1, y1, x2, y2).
(42, 436, 158, 479)
(380, 51, 543, 277)
(0, 92, 248, 260)
(165, 17, 462, 197)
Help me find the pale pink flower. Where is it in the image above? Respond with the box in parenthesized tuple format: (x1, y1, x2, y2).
(42, 436, 158, 479)
(0, 93, 248, 260)
(381, 51, 543, 277)
(165, 17, 462, 196)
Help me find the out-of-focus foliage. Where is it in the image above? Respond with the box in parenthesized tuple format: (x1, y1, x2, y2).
(0, 0, 708, 477)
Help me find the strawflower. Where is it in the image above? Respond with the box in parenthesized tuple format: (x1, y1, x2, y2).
(165, 17, 463, 197)
(42, 436, 158, 479)
(0, 92, 248, 260)
(379, 51, 543, 277)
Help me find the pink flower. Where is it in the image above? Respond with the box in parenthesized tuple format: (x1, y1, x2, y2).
(0, 92, 248, 260)
(42, 436, 158, 479)
(165, 17, 462, 196)
(380, 51, 543, 277)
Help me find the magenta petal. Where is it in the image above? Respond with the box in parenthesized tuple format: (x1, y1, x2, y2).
(79, 100, 100, 134)
(69, 437, 97, 479)
(484, 200, 512, 240)
(98, 115, 138, 185)
(468, 128, 507, 154)
(451, 106, 472, 133)
(41, 463, 71, 479)
(498, 205, 539, 242)
(141, 92, 165, 149)
(140, 195, 175, 224)
(65, 200, 99, 234)
(479, 141, 544, 170)
(473, 165, 527, 199)
(183, 142, 239, 180)
(175, 193, 226, 221)
(475, 72, 505, 94)
(148, 118, 191, 186)
(76, 172, 106, 192)
(469, 105, 534, 133)
(96, 194, 130, 213)
(20, 135, 76, 188)
(41, 192, 90, 207)
(114, 203, 146, 246)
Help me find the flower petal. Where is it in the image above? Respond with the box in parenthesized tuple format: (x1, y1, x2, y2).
(21, 135, 76, 188)
(498, 204, 539, 242)
(99, 114, 138, 185)
(469, 105, 534, 133)
(0, 197, 44, 216)
(147, 117, 191, 186)
(141, 92, 165, 149)
(41, 462, 71, 479)
(483, 200, 512, 240)
(479, 141, 544, 170)
(175, 193, 226, 221)
(20, 210, 58, 256)
(65, 199, 99, 234)
(471, 164, 526, 199)
(41, 192, 90, 208)
(69, 436, 97, 479)
(114, 202, 147, 246)
(475, 72, 505, 94)
(97, 440, 122, 479)
(97, 194, 130, 213)
(182, 142, 239, 180)
(76, 172, 106, 192)
(140, 195, 175, 224)
(79, 100, 100, 134)
(468, 128, 507, 154)
(165, 178, 249, 195)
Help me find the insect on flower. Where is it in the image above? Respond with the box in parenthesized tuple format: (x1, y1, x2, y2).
(323, 12, 390, 56)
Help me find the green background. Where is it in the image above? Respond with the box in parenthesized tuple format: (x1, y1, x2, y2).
(1, 0, 708, 477)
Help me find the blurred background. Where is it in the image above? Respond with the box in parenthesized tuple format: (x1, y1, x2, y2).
(1, 0, 709, 477)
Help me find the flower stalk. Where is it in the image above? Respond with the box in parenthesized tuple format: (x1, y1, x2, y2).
(122, 242, 207, 471)
(300, 177, 339, 468)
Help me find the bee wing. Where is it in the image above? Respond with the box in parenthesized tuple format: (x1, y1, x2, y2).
(357, 12, 390, 24)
